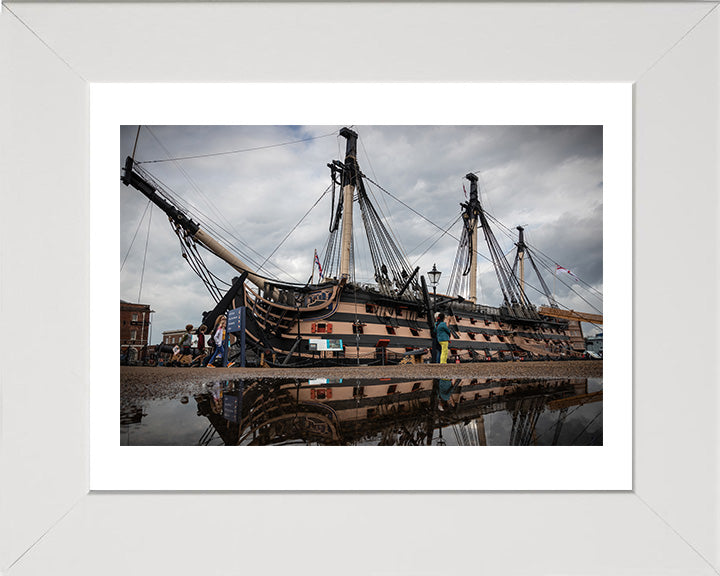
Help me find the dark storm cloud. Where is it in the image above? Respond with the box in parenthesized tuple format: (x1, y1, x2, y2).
(120, 125, 603, 340)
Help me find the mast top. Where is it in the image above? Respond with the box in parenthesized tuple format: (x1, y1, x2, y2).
(339, 127, 358, 140)
(339, 127, 359, 188)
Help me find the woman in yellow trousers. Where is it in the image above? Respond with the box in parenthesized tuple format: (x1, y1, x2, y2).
(435, 313, 451, 363)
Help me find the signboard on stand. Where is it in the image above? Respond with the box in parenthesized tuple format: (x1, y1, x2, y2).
(225, 306, 246, 367)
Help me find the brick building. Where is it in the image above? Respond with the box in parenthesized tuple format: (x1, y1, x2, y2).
(120, 300, 154, 362)
(163, 328, 193, 347)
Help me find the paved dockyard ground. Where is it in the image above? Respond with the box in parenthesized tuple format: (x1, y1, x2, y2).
(121, 361, 602, 401)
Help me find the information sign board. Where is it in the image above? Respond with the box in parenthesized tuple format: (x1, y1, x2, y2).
(227, 306, 245, 332)
(308, 339, 344, 351)
(222, 393, 240, 423)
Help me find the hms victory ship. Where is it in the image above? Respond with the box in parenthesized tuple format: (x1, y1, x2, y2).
(121, 127, 603, 366)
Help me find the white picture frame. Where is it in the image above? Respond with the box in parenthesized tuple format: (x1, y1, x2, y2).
(2, 2, 718, 575)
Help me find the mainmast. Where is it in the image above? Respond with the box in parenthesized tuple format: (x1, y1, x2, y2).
(339, 127, 358, 279)
(464, 173, 482, 302)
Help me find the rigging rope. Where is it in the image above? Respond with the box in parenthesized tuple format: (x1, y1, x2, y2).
(137, 203, 153, 303)
(371, 175, 603, 325)
(569, 409, 603, 446)
(483, 211, 603, 316)
(121, 200, 151, 272)
(359, 137, 410, 264)
(261, 185, 332, 272)
(411, 215, 462, 267)
(466, 172, 604, 309)
(133, 155, 310, 286)
(486, 210, 604, 303)
(141, 130, 267, 264)
(524, 227, 604, 300)
(137, 129, 339, 164)
(141, 127, 302, 283)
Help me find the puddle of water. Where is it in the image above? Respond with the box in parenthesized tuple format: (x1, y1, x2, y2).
(121, 377, 603, 446)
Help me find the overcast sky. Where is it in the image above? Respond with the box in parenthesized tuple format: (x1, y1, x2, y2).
(120, 125, 603, 342)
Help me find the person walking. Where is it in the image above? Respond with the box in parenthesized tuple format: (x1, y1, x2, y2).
(196, 324, 207, 365)
(206, 316, 227, 368)
(196, 325, 206, 355)
(180, 324, 194, 356)
(435, 312, 451, 364)
(430, 318, 439, 365)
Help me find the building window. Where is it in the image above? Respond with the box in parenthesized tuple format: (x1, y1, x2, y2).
(132, 313, 138, 322)
(130, 330, 137, 341)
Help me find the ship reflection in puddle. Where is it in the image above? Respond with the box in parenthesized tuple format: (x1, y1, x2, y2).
(121, 377, 602, 446)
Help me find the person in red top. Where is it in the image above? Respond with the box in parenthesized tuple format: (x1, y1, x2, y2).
(196, 324, 207, 364)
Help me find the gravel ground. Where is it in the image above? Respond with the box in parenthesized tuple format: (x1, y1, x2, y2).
(121, 360, 602, 402)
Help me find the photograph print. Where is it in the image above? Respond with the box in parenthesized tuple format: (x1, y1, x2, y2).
(119, 125, 603, 447)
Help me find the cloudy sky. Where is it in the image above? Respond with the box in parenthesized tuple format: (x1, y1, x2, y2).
(120, 125, 603, 342)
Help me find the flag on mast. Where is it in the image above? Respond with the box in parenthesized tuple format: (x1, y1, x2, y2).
(556, 265, 575, 277)
(314, 249, 324, 280)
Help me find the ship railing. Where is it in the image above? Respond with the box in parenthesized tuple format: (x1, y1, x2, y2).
(475, 304, 502, 317)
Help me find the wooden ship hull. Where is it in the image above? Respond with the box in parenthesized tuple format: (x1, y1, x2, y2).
(194, 376, 598, 445)
(245, 280, 584, 365)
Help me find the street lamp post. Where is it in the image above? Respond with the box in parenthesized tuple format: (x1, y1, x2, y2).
(427, 264, 442, 363)
(428, 263, 442, 311)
